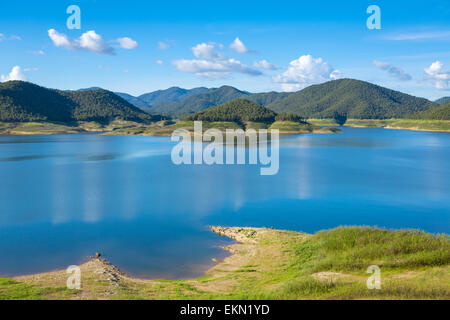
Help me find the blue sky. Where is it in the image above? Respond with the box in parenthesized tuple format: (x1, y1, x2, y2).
(0, 0, 449, 99)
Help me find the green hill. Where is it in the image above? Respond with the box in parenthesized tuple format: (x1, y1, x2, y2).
(0, 81, 155, 123)
(138, 86, 208, 108)
(115, 92, 151, 112)
(182, 98, 277, 123)
(408, 103, 450, 120)
(265, 79, 436, 121)
(246, 91, 292, 106)
(151, 86, 251, 117)
(435, 97, 450, 105)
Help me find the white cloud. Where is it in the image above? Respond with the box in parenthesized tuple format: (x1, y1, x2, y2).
(0, 33, 21, 42)
(155, 60, 164, 65)
(273, 54, 341, 92)
(116, 37, 138, 49)
(30, 50, 45, 56)
(192, 43, 223, 60)
(230, 37, 248, 53)
(173, 42, 261, 79)
(158, 41, 170, 50)
(1, 66, 27, 82)
(98, 65, 111, 71)
(386, 31, 450, 41)
(48, 29, 120, 55)
(254, 59, 278, 70)
(372, 60, 412, 81)
(424, 61, 450, 90)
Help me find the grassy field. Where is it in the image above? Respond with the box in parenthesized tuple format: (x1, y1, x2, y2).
(308, 118, 450, 132)
(0, 122, 84, 135)
(1, 226, 448, 300)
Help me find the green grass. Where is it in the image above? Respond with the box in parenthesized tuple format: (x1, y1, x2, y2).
(2, 226, 449, 300)
(0, 278, 71, 300)
(299, 227, 449, 273)
(308, 118, 450, 132)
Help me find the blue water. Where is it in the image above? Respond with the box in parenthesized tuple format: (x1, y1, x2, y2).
(0, 127, 449, 278)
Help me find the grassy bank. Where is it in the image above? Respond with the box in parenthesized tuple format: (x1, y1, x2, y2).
(308, 118, 450, 132)
(0, 120, 341, 136)
(1, 226, 448, 300)
(106, 120, 341, 136)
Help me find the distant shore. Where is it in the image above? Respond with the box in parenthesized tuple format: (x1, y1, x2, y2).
(1, 225, 448, 300)
(308, 118, 450, 132)
(0, 120, 342, 137)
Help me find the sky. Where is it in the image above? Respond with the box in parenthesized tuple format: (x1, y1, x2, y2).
(0, 0, 449, 100)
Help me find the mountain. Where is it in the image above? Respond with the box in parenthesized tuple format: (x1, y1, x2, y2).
(435, 97, 450, 105)
(139, 86, 208, 107)
(246, 91, 292, 107)
(408, 103, 450, 120)
(117, 85, 292, 118)
(151, 86, 251, 118)
(0, 81, 155, 123)
(182, 98, 277, 123)
(265, 79, 437, 120)
(115, 92, 151, 112)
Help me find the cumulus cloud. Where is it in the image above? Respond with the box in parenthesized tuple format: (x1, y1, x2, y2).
(254, 59, 278, 70)
(116, 37, 138, 49)
(372, 60, 412, 81)
(273, 55, 341, 92)
(230, 37, 249, 53)
(155, 60, 164, 65)
(48, 29, 138, 55)
(173, 42, 261, 79)
(424, 61, 450, 90)
(158, 41, 170, 50)
(1, 66, 27, 82)
(48, 29, 114, 55)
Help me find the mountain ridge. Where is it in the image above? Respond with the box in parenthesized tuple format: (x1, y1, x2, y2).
(0, 81, 155, 123)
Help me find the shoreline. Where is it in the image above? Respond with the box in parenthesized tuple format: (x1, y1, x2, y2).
(2, 225, 449, 300)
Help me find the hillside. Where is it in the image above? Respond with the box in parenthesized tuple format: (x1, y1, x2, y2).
(408, 103, 450, 120)
(0, 81, 154, 123)
(182, 98, 277, 123)
(150, 86, 250, 117)
(435, 97, 450, 105)
(246, 91, 292, 107)
(115, 92, 151, 112)
(265, 79, 437, 121)
(138, 86, 208, 109)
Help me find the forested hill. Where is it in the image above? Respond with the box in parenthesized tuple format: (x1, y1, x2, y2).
(0, 81, 156, 123)
(435, 97, 450, 105)
(150, 86, 251, 118)
(182, 98, 278, 123)
(407, 103, 450, 120)
(266, 79, 437, 120)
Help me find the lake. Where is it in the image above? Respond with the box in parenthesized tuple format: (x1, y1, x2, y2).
(0, 127, 449, 279)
